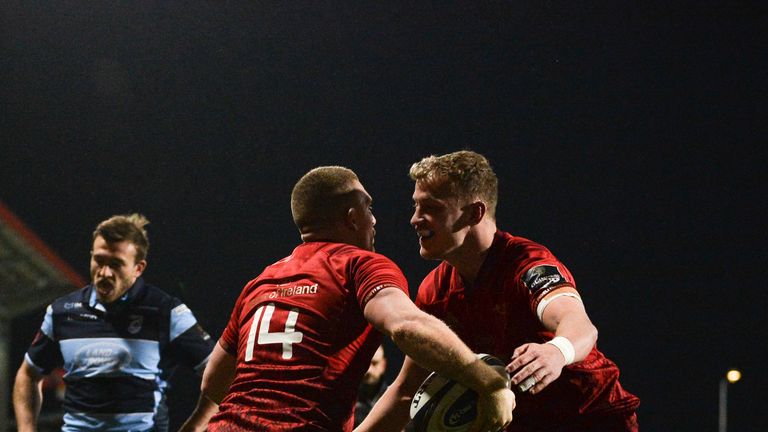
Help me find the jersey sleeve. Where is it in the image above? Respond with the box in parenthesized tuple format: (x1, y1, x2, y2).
(166, 299, 215, 372)
(350, 252, 409, 309)
(25, 305, 64, 374)
(515, 245, 577, 316)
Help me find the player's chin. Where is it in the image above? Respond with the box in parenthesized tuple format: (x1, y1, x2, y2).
(96, 283, 113, 297)
(418, 245, 442, 260)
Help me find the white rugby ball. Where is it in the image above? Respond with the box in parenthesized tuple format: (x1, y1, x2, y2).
(409, 353, 510, 432)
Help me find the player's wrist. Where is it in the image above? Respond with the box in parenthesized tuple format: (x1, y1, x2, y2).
(546, 336, 575, 365)
(459, 357, 508, 394)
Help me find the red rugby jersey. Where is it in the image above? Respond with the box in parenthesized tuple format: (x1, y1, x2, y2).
(415, 230, 640, 430)
(208, 242, 408, 432)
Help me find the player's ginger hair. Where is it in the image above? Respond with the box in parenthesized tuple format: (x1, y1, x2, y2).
(409, 150, 499, 220)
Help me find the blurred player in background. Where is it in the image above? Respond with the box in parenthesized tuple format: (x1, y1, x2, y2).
(354, 345, 388, 427)
(360, 151, 640, 431)
(13, 214, 214, 432)
(180, 166, 514, 432)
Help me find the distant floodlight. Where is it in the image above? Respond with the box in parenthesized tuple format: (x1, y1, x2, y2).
(720, 369, 743, 432)
(726, 369, 741, 383)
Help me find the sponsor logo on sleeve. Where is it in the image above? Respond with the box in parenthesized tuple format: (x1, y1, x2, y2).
(522, 265, 567, 295)
(173, 304, 191, 316)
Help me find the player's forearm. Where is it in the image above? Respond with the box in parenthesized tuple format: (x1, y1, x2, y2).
(354, 384, 412, 432)
(199, 342, 237, 404)
(178, 393, 219, 432)
(13, 369, 43, 432)
(390, 314, 507, 394)
(553, 312, 598, 362)
(541, 298, 598, 363)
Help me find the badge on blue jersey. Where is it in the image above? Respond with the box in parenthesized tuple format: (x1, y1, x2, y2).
(127, 315, 144, 334)
(522, 265, 567, 295)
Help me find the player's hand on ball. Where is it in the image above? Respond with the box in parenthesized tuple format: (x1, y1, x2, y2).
(506, 342, 567, 395)
(410, 354, 515, 432)
(470, 386, 515, 432)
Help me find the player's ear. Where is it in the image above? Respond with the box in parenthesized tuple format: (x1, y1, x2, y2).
(345, 207, 359, 230)
(134, 259, 147, 276)
(468, 201, 486, 225)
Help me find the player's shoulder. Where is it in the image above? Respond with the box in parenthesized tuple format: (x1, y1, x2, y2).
(134, 280, 183, 310)
(497, 230, 558, 261)
(497, 231, 576, 291)
(49, 285, 89, 312)
(324, 242, 396, 264)
(498, 229, 547, 249)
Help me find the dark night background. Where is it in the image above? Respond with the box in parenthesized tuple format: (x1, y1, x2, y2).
(1, 2, 766, 431)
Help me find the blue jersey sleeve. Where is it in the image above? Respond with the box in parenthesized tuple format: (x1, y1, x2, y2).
(166, 301, 214, 372)
(25, 305, 64, 373)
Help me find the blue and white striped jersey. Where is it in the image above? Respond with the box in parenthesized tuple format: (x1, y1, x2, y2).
(25, 277, 214, 432)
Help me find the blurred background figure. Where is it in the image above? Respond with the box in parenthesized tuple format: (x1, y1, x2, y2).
(354, 345, 388, 427)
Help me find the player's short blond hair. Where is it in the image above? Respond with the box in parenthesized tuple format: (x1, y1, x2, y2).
(93, 214, 150, 261)
(291, 166, 361, 232)
(409, 150, 498, 218)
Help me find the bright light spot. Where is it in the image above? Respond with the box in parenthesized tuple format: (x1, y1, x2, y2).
(726, 369, 742, 383)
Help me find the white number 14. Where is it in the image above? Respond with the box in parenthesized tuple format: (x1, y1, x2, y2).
(245, 303, 304, 361)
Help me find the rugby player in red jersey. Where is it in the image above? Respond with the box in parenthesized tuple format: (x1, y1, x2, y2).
(358, 151, 640, 432)
(179, 166, 514, 432)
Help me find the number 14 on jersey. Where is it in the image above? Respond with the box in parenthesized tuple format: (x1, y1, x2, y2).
(245, 303, 304, 361)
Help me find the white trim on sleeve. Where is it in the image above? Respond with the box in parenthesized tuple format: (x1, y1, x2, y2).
(536, 292, 582, 321)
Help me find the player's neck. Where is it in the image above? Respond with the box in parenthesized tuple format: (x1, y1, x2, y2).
(300, 225, 348, 245)
(448, 220, 496, 285)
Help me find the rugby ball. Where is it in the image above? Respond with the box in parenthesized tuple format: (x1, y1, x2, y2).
(409, 354, 510, 432)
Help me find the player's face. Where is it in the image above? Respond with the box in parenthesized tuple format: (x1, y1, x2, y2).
(350, 180, 377, 252)
(411, 180, 472, 261)
(90, 236, 146, 304)
(362, 346, 387, 385)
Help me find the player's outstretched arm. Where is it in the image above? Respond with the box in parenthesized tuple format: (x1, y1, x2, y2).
(13, 360, 44, 432)
(507, 294, 597, 394)
(178, 342, 236, 432)
(363, 288, 515, 431)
